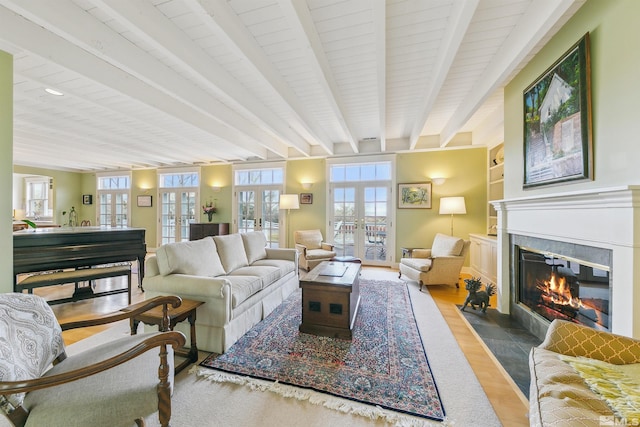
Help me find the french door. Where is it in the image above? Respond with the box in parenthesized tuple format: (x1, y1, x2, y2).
(98, 192, 128, 227)
(236, 186, 280, 247)
(331, 183, 390, 264)
(159, 190, 197, 244)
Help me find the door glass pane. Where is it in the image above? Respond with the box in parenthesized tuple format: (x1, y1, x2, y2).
(262, 189, 280, 248)
(237, 191, 255, 233)
(180, 192, 196, 242)
(99, 193, 111, 226)
(161, 192, 176, 245)
(333, 186, 356, 257)
(363, 186, 388, 261)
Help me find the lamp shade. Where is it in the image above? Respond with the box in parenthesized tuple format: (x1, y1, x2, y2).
(439, 197, 466, 215)
(279, 194, 300, 210)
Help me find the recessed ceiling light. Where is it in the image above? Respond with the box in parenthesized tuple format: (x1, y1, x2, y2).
(44, 88, 64, 96)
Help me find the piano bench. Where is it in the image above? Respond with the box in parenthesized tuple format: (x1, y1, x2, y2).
(16, 264, 132, 305)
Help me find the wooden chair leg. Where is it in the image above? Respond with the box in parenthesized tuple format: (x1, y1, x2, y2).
(157, 344, 172, 427)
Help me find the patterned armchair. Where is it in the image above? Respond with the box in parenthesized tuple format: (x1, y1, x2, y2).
(398, 233, 470, 290)
(0, 293, 185, 427)
(294, 229, 336, 271)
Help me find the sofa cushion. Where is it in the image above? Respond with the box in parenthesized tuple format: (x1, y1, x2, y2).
(223, 275, 263, 308)
(305, 248, 336, 260)
(156, 237, 225, 277)
(529, 347, 613, 427)
(242, 231, 267, 264)
(229, 266, 281, 289)
(295, 230, 322, 250)
(431, 233, 464, 257)
(400, 257, 432, 272)
(214, 234, 249, 273)
(252, 259, 296, 276)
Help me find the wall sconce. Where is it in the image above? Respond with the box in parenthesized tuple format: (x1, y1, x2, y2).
(431, 177, 446, 185)
(301, 182, 313, 190)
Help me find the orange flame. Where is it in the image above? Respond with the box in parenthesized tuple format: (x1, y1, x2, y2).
(537, 273, 583, 308)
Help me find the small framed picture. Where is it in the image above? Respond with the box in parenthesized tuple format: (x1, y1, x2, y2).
(82, 194, 93, 205)
(137, 195, 152, 207)
(300, 193, 313, 204)
(398, 183, 432, 209)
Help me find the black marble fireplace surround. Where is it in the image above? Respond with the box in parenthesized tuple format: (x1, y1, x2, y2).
(509, 234, 613, 341)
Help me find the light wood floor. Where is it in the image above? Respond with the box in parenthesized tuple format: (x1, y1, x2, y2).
(47, 267, 529, 426)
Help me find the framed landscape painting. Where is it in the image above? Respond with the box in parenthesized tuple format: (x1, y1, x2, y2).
(523, 33, 593, 188)
(398, 183, 432, 209)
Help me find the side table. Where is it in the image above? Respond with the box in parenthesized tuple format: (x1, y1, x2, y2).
(125, 298, 205, 374)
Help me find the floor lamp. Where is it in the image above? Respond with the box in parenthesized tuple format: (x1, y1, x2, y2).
(439, 196, 466, 236)
(279, 194, 299, 247)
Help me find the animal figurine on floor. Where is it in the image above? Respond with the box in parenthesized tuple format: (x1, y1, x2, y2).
(461, 277, 496, 313)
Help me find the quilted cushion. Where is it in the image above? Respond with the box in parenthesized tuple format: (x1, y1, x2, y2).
(242, 231, 268, 264)
(214, 234, 250, 273)
(156, 237, 225, 277)
(229, 266, 281, 288)
(0, 293, 65, 413)
(223, 275, 263, 308)
(431, 233, 464, 257)
(529, 347, 613, 426)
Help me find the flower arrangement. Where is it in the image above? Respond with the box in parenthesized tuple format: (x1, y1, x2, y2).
(203, 199, 217, 222)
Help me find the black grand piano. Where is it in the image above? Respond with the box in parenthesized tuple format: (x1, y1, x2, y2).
(13, 226, 146, 303)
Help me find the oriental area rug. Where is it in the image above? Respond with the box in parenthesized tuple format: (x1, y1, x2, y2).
(197, 279, 445, 424)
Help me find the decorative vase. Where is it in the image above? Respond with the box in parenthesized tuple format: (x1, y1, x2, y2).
(207, 211, 214, 222)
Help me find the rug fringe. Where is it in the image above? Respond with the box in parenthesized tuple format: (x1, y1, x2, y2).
(191, 367, 455, 426)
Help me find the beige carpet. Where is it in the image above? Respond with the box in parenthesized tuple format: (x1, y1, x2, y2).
(53, 272, 501, 427)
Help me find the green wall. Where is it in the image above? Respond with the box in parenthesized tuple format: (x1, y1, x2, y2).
(504, 0, 640, 199)
(1, 51, 12, 290)
(395, 148, 487, 261)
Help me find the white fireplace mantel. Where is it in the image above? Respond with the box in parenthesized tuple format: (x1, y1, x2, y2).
(491, 185, 640, 338)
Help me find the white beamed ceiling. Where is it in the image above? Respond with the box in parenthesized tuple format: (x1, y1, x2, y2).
(0, 0, 584, 172)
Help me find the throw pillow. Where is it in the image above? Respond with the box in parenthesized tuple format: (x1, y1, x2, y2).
(242, 231, 268, 264)
(156, 237, 226, 277)
(214, 234, 250, 273)
(0, 294, 65, 413)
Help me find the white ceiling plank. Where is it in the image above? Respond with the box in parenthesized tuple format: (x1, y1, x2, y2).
(408, 0, 479, 149)
(278, 0, 359, 153)
(96, 0, 313, 157)
(0, 0, 279, 159)
(185, 0, 334, 155)
(439, 0, 582, 147)
(373, 0, 385, 151)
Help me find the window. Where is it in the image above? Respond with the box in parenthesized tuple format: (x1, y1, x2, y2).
(234, 168, 283, 185)
(330, 162, 391, 182)
(25, 177, 53, 219)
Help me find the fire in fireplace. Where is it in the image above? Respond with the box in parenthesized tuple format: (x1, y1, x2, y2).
(518, 247, 611, 331)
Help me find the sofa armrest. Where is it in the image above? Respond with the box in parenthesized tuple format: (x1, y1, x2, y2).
(412, 249, 432, 258)
(321, 242, 334, 251)
(145, 255, 160, 278)
(266, 247, 298, 262)
(143, 274, 231, 300)
(539, 319, 640, 364)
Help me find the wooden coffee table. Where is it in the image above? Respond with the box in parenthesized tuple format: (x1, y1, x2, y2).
(125, 298, 204, 373)
(299, 261, 361, 339)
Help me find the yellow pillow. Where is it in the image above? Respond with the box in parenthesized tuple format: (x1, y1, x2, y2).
(560, 355, 640, 422)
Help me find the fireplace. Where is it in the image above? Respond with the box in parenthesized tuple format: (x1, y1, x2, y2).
(517, 246, 611, 331)
(492, 186, 640, 340)
(508, 234, 613, 340)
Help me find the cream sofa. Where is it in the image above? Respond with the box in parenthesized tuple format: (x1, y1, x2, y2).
(398, 233, 470, 290)
(529, 319, 640, 427)
(143, 232, 298, 354)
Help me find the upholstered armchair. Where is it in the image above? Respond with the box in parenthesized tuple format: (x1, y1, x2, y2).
(294, 229, 337, 271)
(399, 233, 470, 290)
(0, 293, 186, 427)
